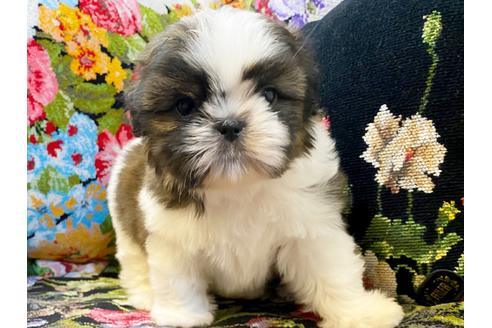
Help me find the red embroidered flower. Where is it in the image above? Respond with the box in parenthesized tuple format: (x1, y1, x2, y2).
(27, 158, 36, 171)
(95, 124, 134, 185)
(47, 140, 64, 157)
(71, 153, 83, 165)
(68, 124, 78, 136)
(45, 121, 57, 135)
(27, 39, 58, 125)
(79, 0, 142, 36)
(87, 308, 151, 326)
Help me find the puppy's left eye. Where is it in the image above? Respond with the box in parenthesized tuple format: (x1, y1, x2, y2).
(261, 87, 277, 104)
(175, 97, 196, 116)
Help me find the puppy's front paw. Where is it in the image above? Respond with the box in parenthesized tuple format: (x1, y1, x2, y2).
(127, 292, 153, 311)
(151, 304, 214, 328)
(320, 291, 404, 328)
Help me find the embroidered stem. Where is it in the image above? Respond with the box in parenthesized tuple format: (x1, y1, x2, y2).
(376, 183, 383, 215)
(418, 11, 443, 115)
(407, 190, 414, 221)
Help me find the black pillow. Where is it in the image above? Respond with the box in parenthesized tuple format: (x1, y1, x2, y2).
(303, 0, 463, 302)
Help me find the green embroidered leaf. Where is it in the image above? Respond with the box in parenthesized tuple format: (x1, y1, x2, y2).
(369, 241, 394, 259)
(35, 166, 70, 195)
(431, 233, 462, 261)
(97, 108, 125, 134)
(44, 91, 74, 130)
(99, 215, 114, 234)
(162, 11, 180, 28)
(140, 5, 165, 39)
(68, 175, 80, 187)
(363, 214, 391, 243)
(107, 33, 146, 64)
(36, 39, 63, 63)
(52, 55, 84, 90)
(72, 83, 116, 114)
(386, 219, 430, 263)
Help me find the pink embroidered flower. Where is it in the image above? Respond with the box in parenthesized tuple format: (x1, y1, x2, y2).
(79, 0, 142, 36)
(27, 39, 58, 125)
(86, 308, 151, 326)
(254, 0, 275, 18)
(95, 124, 134, 185)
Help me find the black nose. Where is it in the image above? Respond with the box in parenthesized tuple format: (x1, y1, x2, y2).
(216, 120, 243, 142)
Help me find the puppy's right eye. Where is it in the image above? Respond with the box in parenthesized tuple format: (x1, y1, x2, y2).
(175, 97, 196, 116)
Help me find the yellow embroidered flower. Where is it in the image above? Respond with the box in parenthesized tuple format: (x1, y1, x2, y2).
(210, 0, 246, 9)
(66, 38, 111, 80)
(439, 201, 461, 222)
(39, 4, 80, 43)
(105, 57, 127, 91)
(172, 3, 193, 18)
(28, 220, 115, 263)
(38, 4, 108, 47)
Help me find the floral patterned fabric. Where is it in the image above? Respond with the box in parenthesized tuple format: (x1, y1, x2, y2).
(27, 277, 464, 327)
(303, 0, 463, 300)
(27, 0, 341, 263)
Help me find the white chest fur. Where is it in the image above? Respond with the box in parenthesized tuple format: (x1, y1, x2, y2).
(137, 122, 344, 298)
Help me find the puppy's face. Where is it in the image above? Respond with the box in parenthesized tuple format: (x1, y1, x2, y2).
(127, 8, 318, 192)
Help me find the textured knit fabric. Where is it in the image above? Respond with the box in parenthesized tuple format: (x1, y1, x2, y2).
(303, 0, 464, 298)
(27, 277, 464, 327)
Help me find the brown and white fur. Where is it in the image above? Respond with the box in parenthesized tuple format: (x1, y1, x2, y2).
(108, 7, 404, 328)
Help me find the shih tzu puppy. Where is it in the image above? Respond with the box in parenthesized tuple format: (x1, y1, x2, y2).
(108, 7, 404, 328)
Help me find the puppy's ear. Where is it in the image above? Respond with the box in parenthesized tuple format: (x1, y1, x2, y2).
(291, 27, 321, 116)
(123, 24, 191, 136)
(123, 32, 170, 137)
(123, 64, 142, 136)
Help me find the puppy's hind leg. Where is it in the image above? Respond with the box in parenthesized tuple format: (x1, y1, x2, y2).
(115, 231, 153, 311)
(277, 229, 404, 328)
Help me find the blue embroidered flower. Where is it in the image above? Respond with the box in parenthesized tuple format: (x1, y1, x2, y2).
(63, 182, 109, 229)
(28, 113, 98, 183)
(27, 189, 66, 243)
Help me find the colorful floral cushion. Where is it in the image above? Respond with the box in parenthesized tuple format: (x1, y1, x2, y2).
(27, 0, 341, 263)
(303, 0, 463, 302)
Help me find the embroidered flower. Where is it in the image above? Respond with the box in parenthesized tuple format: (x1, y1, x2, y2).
(361, 105, 446, 193)
(95, 124, 134, 186)
(105, 57, 127, 91)
(361, 105, 402, 169)
(28, 189, 66, 242)
(86, 308, 152, 326)
(363, 251, 397, 298)
(39, 3, 108, 47)
(27, 39, 58, 125)
(63, 182, 109, 228)
(171, 3, 194, 18)
(79, 0, 142, 36)
(268, 0, 306, 27)
(380, 114, 446, 193)
(28, 113, 98, 182)
(268, 0, 334, 28)
(66, 38, 111, 80)
(28, 218, 115, 262)
(254, 0, 274, 18)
